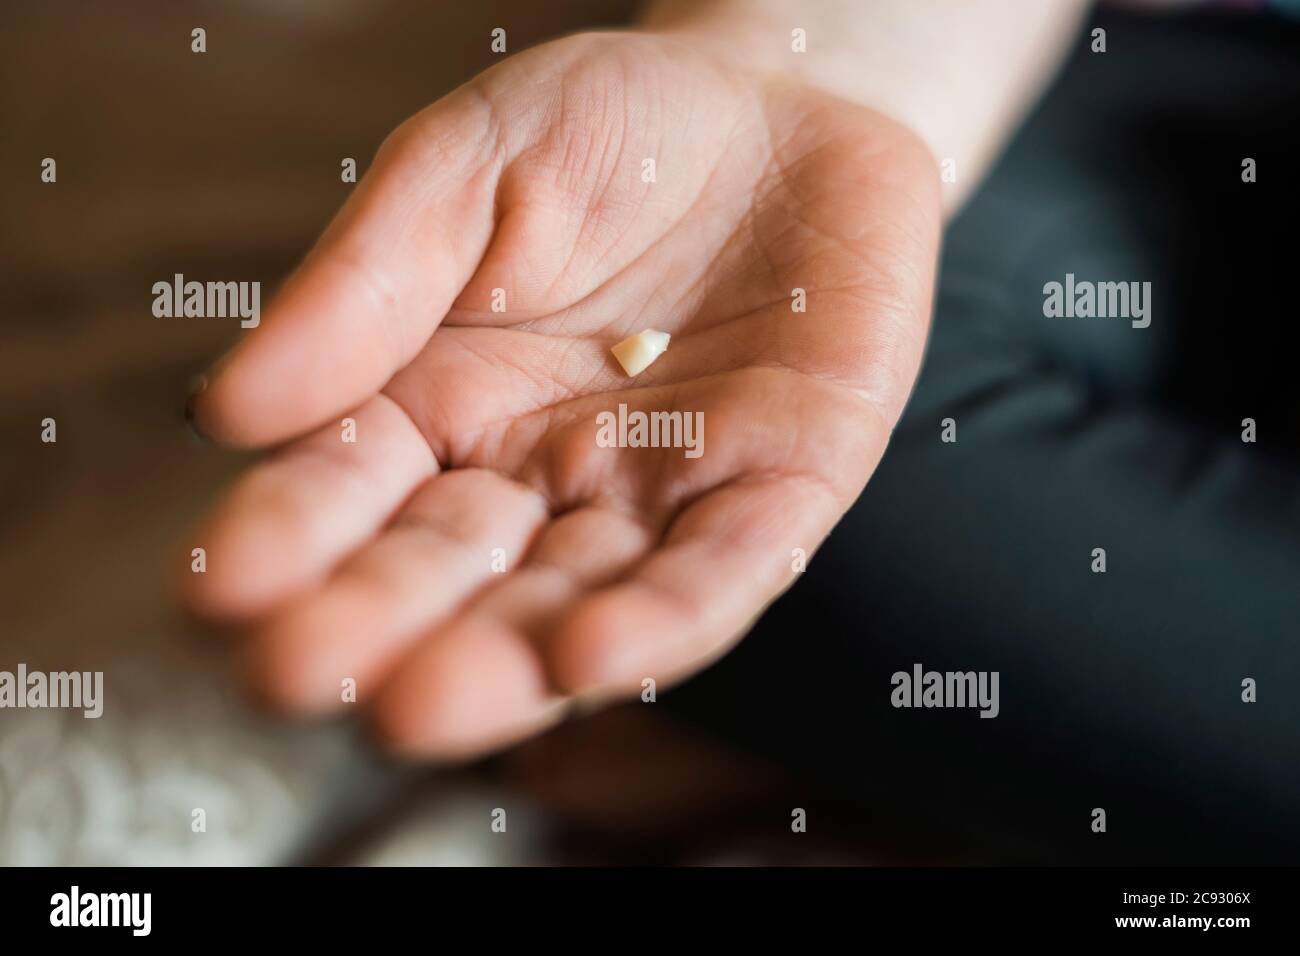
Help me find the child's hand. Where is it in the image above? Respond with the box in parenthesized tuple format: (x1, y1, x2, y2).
(184, 32, 941, 757)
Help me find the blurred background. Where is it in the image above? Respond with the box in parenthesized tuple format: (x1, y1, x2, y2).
(2, 1, 1298, 865)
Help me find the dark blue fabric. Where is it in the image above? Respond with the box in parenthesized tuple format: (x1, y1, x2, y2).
(663, 8, 1300, 864)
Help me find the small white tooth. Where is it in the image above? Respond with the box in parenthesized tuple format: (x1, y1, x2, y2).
(610, 329, 671, 377)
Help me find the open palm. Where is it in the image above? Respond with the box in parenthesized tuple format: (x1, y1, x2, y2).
(185, 33, 941, 757)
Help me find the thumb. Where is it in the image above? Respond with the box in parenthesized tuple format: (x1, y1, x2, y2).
(188, 86, 502, 448)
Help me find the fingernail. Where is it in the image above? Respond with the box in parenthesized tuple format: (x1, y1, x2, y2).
(183, 374, 211, 445)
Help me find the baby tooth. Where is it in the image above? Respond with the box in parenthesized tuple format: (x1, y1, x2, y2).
(611, 329, 671, 377)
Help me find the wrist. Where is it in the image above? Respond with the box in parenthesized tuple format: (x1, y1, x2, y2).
(638, 0, 1088, 216)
